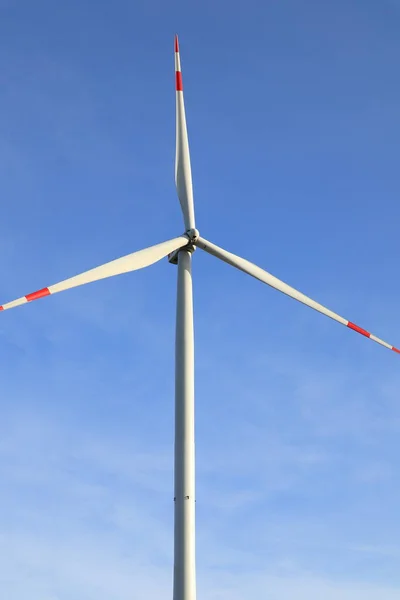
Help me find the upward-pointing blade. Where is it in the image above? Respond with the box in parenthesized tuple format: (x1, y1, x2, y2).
(175, 35, 195, 232)
(196, 236, 400, 355)
(0, 236, 189, 312)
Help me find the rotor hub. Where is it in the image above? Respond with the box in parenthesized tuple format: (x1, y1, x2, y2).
(168, 229, 199, 264)
(186, 228, 199, 243)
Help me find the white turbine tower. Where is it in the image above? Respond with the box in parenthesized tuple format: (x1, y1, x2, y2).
(2, 35, 399, 600)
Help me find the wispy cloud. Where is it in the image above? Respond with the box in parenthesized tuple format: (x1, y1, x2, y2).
(0, 0, 400, 597)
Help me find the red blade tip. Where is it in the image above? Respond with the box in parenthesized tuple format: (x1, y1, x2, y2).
(175, 35, 179, 53)
(347, 321, 370, 338)
(26, 287, 51, 302)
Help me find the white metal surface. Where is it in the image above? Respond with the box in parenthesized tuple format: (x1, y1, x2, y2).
(175, 46, 181, 72)
(196, 236, 347, 323)
(173, 248, 196, 600)
(50, 237, 189, 292)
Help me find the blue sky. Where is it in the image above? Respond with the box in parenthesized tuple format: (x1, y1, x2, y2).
(0, 0, 400, 598)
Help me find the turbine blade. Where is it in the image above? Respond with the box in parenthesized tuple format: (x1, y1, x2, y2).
(175, 34, 195, 232)
(0, 236, 189, 312)
(196, 236, 400, 354)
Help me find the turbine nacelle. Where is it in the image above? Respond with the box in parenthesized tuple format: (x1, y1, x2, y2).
(168, 229, 199, 264)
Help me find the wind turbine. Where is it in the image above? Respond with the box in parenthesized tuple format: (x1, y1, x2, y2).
(1, 35, 398, 600)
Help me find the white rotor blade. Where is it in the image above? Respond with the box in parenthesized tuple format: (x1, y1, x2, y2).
(175, 34, 195, 232)
(0, 236, 189, 312)
(196, 236, 400, 354)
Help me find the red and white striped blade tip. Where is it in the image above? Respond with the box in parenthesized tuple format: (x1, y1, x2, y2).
(175, 34, 183, 92)
(0, 236, 189, 312)
(195, 237, 400, 356)
(346, 321, 400, 354)
(174, 34, 195, 231)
